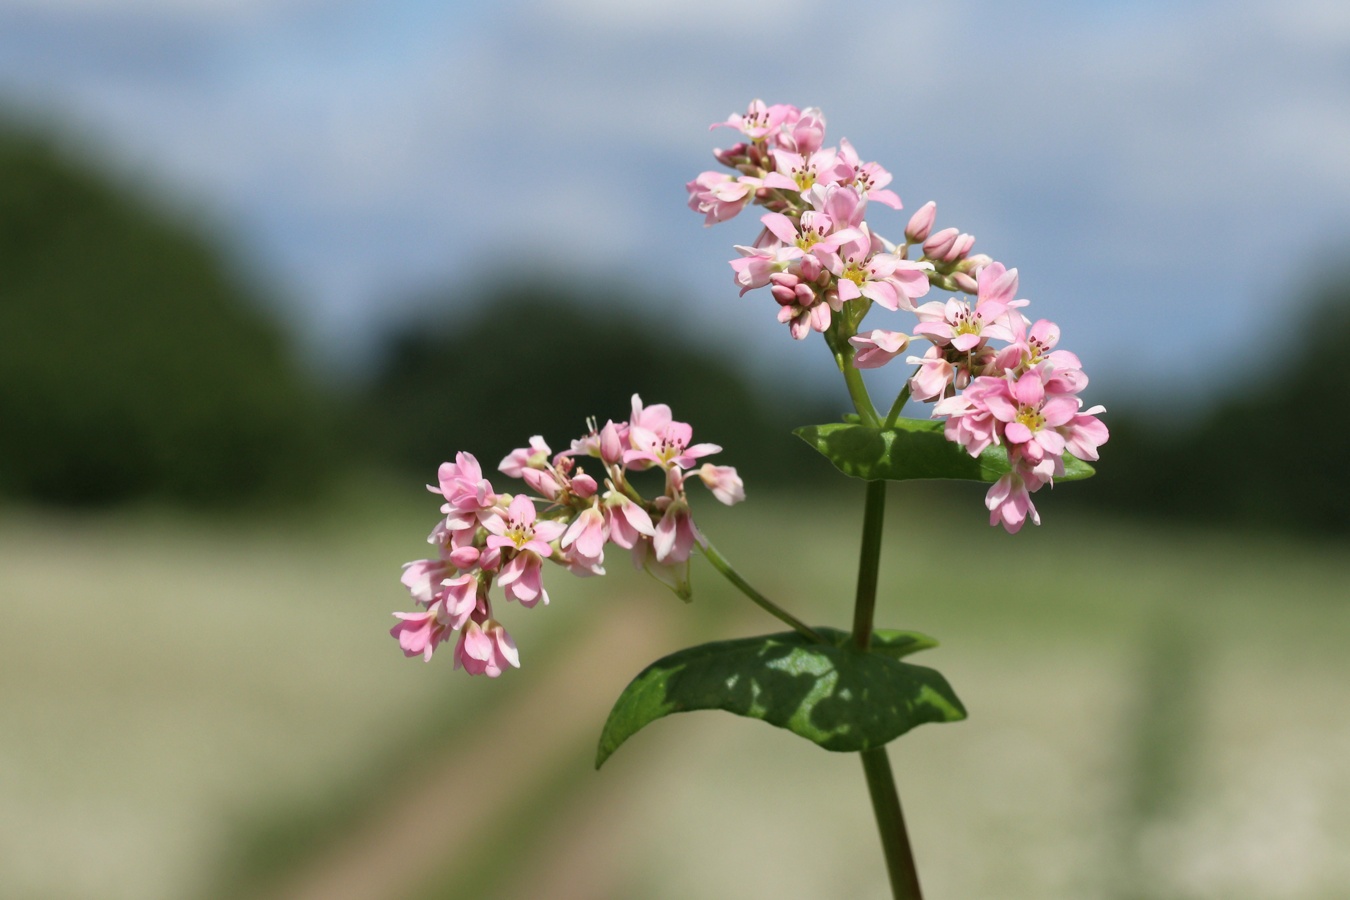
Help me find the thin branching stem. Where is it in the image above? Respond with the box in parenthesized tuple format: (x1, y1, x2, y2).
(700, 541, 827, 644)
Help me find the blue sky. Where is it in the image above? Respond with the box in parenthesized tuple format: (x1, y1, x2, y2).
(2, 0, 1348, 408)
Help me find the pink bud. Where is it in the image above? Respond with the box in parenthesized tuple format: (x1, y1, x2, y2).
(952, 272, 978, 294)
(950, 233, 975, 261)
(599, 421, 623, 465)
(905, 201, 936, 243)
(923, 227, 959, 261)
(771, 283, 797, 306)
(448, 546, 480, 569)
(522, 467, 561, 500)
(571, 473, 598, 498)
(791, 110, 826, 155)
(960, 253, 993, 272)
(797, 255, 823, 282)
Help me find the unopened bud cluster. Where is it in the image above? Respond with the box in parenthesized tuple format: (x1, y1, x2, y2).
(390, 396, 744, 674)
(688, 100, 1108, 531)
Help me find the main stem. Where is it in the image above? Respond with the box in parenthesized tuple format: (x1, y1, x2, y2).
(861, 747, 923, 900)
(852, 479, 923, 900)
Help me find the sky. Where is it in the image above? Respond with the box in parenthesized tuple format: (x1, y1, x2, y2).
(2, 0, 1348, 408)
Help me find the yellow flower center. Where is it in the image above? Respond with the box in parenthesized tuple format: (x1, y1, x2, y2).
(1015, 405, 1045, 432)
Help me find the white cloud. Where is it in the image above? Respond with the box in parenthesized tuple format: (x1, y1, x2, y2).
(2, 0, 1349, 398)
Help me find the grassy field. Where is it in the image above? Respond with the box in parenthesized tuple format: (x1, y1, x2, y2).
(2, 482, 1348, 899)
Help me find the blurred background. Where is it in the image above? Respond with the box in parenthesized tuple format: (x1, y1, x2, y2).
(2, 0, 1348, 897)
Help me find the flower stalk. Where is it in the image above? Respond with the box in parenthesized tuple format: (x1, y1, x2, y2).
(700, 541, 826, 643)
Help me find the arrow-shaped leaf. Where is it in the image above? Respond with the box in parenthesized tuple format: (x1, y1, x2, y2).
(794, 418, 1096, 483)
(596, 627, 964, 767)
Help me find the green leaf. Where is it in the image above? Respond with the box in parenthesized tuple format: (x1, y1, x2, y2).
(794, 418, 1096, 483)
(595, 627, 964, 768)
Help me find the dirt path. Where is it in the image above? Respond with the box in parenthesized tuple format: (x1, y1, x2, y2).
(262, 600, 683, 900)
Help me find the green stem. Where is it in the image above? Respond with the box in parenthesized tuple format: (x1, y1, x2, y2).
(861, 747, 924, 900)
(851, 480, 923, 898)
(700, 541, 826, 644)
(840, 357, 881, 426)
(851, 479, 887, 650)
(883, 384, 912, 429)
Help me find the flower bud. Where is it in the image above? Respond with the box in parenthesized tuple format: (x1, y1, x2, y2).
(950, 232, 975, 261)
(791, 110, 826, 155)
(571, 473, 598, 499)
(958, 253, 993, 273)
(449, 546, 480, 569)
(797, 254, 823, 282)
(905, 201, 936, 243)
(923, 227, 958, 261)
(522, 467, 561, 501)
(952, 272, 978, 294)
(712, 142, 748, 167)
(599, 421, 623, 465)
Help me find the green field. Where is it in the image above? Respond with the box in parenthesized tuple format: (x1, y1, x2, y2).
(2, 483, 1348, 899)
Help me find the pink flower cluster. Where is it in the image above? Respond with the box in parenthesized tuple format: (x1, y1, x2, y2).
(390, 396, 744, 674)
(689, 100, 1107, 532)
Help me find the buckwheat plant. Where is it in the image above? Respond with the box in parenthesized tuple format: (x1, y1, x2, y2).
(390, 99, 1107, 899)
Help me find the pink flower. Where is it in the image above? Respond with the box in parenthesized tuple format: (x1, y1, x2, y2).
(499, 436, 551, 478)
(996, 317, 1083, 376)
(434, 452, 497, 528)
(454, 619, 520, 677)
(830, 231, 930, 312)
(760, 210, 854, 258)
(982, 370, 1077, 467)
(696, 464, 745, 505)
(653, 493, 700, 564)
(624, 418, 721, 471)
(762, 148, 844, 195)
(907, 345, 957, 402)
(850, 330, 911, 369)
(974, 261, 1019, 309)
(1061, 405, 1109, 462)
(561, 503, 609, 568)
(781, 107, 826, 154)
(486, 495, 565, 607)
(687, 171, 764, 226)
(729, 244, 796, 296)
(985, 468, 1041, 534)
(400, 557, 453, 606)
(390, 608, 452, 662)
(804, 183, 868, 232)
(836, 138, 902, 210)
(913, 296, 1015, 353)
(602, 490, 656, 549)
(933, 385, 1001, 457)
(711, 99, 798, 140)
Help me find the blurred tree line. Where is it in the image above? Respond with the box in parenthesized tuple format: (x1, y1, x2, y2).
(2, 116, 1346, 533)
(0, 118, 834, 510)
(0, 123, 334, 507)
(1060, 288, 1350, 535)
(355, 284, 837, 487)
